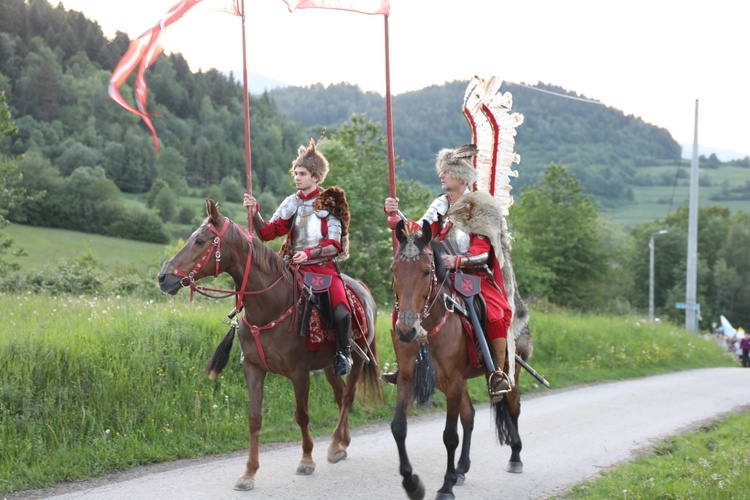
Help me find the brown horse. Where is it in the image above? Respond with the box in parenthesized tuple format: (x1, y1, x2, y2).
(389, 220, 533, 500)
(157, 199, 381, 492)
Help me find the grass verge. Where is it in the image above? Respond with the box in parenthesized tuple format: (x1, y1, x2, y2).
(0, 294, 739, 494)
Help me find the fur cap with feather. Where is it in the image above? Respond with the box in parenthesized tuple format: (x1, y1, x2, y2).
(435, 144, 478, 186)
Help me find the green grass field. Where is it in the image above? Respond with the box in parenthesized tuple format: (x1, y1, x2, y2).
(606, 164, 749, 228)
(3, 224, 168, 272)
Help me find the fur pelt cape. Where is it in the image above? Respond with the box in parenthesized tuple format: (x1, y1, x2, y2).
(445, 190, 531, 383)
(278, 186, 350, 260)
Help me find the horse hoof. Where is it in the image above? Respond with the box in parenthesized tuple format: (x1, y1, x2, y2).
(404, 474, 426, 500)
(296, 460, 316, 475)
(327, 448, 348, 464)
(506, 460, 523, 474)
(454, 473, 465, 486)
(435, 493, 455, 500)
(233, 477, 255, 491)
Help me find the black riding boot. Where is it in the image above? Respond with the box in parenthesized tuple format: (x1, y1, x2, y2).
(332, 304, 353, 376)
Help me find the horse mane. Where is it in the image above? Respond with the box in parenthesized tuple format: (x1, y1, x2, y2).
(210, 215, 292, 283)
(249, 233, 293, 281)
(429, 240, 448, 284)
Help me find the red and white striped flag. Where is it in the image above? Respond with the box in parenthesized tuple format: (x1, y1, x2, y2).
(109, 0, 241, 153)
(282, 0, 390, 15)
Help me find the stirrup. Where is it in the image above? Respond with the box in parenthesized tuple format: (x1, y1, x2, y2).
(332, 351, 353, 376)
(488, 370, 510, 401)
(381, 371, 398, 385)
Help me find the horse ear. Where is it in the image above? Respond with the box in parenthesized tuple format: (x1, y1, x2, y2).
(421, 220, 432, 244)
(205, 198, 221, 220)
(395, 219, 406, 243)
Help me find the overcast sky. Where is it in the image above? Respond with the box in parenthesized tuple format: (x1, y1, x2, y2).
(57, 0, 749, 158)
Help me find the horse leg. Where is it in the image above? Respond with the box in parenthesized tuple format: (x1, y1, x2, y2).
(505, 364, 523, 474)
(391, 372, 425, 500)
(291, 371, 316, 475)
(234, 361, 266, 491)
(323, 359, 361, 463)
(454, 381, 475, 485)
(436, 377, 463, 500)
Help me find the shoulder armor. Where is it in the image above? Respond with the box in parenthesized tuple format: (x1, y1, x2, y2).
(269, 194, 298, 222)
(420, 194, 450, 225)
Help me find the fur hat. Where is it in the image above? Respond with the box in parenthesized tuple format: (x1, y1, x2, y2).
(435, 144, 478, 186)
(291, 138, 329, 184)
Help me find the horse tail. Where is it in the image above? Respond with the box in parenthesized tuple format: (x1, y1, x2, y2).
(492, 397, 520, 446)
(205, 323, 237, 380)
(358, 335, 384, 405)
(412, 343, 436, 405)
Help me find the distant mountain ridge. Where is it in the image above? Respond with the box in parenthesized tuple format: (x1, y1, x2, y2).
(266, 80, 684, 207)
(680, 144, 748, 162)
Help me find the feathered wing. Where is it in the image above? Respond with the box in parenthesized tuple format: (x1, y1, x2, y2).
(462, 76, 524, 216)
(459, 77, 529, 384)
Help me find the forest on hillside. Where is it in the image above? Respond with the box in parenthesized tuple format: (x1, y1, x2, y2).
(1, 0, 749, 331)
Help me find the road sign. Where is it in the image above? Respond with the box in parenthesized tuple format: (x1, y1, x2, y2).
(675, 302, 687, 309)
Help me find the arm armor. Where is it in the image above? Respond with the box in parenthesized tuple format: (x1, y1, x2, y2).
(458, 252, 489, 268)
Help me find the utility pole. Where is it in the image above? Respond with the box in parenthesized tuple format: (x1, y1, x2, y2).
(649, 230, 668, 322)
(685, 100, 699, 333)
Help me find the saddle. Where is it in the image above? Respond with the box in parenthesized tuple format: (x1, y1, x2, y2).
(298, 272, 369, 351)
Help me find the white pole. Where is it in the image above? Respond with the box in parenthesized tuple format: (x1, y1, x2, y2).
(685, 100, 699, 333)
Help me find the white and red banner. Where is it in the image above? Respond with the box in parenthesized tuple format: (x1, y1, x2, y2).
(109, 0, 241, 153)
(282, 0, 390, 15)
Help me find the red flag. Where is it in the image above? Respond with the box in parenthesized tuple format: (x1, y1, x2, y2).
(282, 0, 390, 15)
(109, 0, 241, 153)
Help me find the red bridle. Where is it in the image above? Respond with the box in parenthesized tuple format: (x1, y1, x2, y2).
(169, 217, 291, 372)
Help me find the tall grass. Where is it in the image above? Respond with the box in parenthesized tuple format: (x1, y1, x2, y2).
(0, 294, 738, 494)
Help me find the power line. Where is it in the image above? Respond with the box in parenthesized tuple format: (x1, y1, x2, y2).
(505, 81, 607, 106)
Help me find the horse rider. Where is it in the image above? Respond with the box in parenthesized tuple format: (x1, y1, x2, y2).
(383, 145, 513, 401)
(244, 139, 353, 376)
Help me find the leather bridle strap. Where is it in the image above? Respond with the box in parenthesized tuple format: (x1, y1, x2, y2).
(243, 304, 295, 373)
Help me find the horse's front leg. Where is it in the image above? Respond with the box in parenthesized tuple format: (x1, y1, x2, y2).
(235, 360, 266, 491)
(436, 377, 463, 500)
(455, 381, 475, 485)
(391, 369, 425, 500)
(292, 370, 316, 475)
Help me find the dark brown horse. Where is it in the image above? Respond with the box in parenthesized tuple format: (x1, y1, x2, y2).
(389, 220, 533, 500)
(157, 199, 381, 491)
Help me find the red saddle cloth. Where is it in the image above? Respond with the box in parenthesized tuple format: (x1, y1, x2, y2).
(306, 283, 369, 351)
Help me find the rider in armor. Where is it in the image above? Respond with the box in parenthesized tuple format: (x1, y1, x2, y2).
(244, 139, 353, 376)
(384, 145, 513, 401)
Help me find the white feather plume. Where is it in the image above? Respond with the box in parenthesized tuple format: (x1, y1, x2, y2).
(462, 76, 524, 216)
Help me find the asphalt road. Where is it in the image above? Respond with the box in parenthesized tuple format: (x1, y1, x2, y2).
(20, 367, 750, 500)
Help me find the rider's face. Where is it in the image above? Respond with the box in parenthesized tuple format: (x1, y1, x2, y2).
(294, 166, 318, 193)
(438, 169, 463, 192)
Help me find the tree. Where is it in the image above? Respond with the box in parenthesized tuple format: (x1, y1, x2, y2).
(153, 184, 177, 223)
(510, 163, 608, 308)
(0, 90, 25, 277)
(324, 114, 431, 305)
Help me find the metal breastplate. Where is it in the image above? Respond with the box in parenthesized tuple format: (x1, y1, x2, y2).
(269, 194, 328, 252)
(291, 197, 326, 252)
(443, 224, 471, 254)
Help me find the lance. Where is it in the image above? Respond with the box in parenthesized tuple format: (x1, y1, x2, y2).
(383, 15, 400, 253)
(240, 0, 253, 234)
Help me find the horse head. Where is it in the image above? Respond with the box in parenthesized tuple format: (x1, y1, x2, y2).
(391, 219, 443, 343)
(158, 198, 235, 295)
